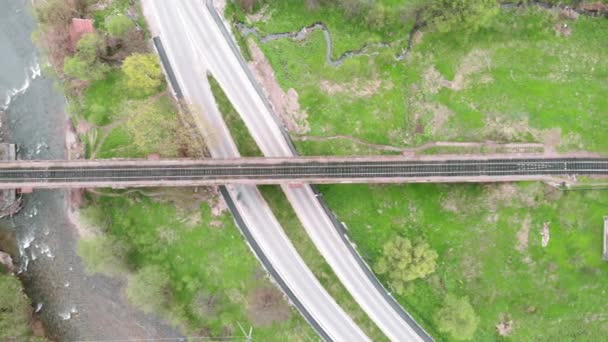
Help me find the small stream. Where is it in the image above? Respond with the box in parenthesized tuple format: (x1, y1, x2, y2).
(0, 1, 182, 340)
(237, 22, 388, 67)
(236, 1, 605, 68)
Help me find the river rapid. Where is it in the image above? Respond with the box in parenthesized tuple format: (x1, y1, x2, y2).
(0, 1, 182, 340)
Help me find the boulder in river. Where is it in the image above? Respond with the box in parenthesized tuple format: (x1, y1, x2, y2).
(0, 250, 15, 274)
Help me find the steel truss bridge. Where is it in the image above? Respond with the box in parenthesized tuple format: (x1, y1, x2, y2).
(0, 156, 606, 189)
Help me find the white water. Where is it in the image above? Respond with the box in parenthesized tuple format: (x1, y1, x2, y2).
(1, 58, 40, 111)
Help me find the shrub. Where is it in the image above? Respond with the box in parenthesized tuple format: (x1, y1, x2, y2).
(434, 295, 480, 340)
(126, 265, 172, 314)
(78, 235, 131, 276)
(247, 286, 290, 327)
(423, 0, 499, 33)
(124, 97, 180, 156)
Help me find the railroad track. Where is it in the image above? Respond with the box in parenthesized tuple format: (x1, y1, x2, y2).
(0, 157, 606, 188)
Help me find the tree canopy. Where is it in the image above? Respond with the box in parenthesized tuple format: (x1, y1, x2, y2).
(434, 295, 480, 340)
(122, 53, 163, 97)
(105, 14, 135, 37)
(64, 33, 109, 81)
(375, 236, 438, 294)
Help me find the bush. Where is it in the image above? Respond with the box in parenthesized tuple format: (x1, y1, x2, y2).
(124, 97, 180, 156)
(235, 0, 261, 13)
(434, 295, 480, 340)
(126, 265, 172, 314)
(78, 235, 131, 277)
(247, 286, 290, 327)
(191, 290, 219, 320)
(375, 236, 438, 295)
(423, 0, 499, 33)
(122, 53, 163, 97)
(0, 275, 34, 339)
(106, 14, 135, 37)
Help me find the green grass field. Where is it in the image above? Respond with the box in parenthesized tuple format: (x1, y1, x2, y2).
(240, 4, 607, 153)
(231, 2, 608, 340)
(84, 191, 315, 340)
(319, 182, 608, 340)
(0, 273, 42, 340)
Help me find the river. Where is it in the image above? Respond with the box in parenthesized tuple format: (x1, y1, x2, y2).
(0, 0, 182, 340)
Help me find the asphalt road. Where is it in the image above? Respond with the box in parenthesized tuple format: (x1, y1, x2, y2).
(173, 1, 430, 340)
(142, 1, 369, 340)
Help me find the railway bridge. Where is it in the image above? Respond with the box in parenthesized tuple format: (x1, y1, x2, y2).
(0, 155, 606, 189)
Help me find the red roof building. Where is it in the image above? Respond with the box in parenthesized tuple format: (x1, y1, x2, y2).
(69, 18, 95, 51)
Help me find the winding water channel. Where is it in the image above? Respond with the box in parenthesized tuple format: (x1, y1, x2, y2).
(0, 1, 181, 340)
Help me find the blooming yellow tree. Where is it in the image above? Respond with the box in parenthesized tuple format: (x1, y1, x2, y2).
(122, 53, 163, 97)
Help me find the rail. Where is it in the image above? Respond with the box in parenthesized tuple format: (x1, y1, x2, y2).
(0, 156, 605, 188)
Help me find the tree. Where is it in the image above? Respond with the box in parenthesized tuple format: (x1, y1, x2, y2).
(78, 235, 131, 276)
(122, 53, 163, 97)
(0, 275, 33, 340)
(63, 33, 109, 81)
(34, 0, 82, 70)
(105, 14, 135, 38)
(36, 0, 81, 26)
(423, 0, 499, 33)
(434, 295, 480, 340)
(126, 265, 172, 314)
(375, 236, 438, 294)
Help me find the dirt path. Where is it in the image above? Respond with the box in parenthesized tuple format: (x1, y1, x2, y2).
(293, 134, 548, 155)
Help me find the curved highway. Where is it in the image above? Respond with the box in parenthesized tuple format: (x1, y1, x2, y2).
(142, 1, 369, 340)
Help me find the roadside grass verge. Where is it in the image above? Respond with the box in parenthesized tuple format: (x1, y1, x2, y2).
(207, 76, 262, 157)
(208, 75, 388, 340)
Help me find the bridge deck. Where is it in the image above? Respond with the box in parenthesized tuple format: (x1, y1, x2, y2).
(0, 156, 606, 188)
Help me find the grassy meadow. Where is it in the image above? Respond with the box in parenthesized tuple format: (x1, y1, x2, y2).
(235, 3, 608, 152)
(82, 191, 315, 339)
(229, 1, 608, 340)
